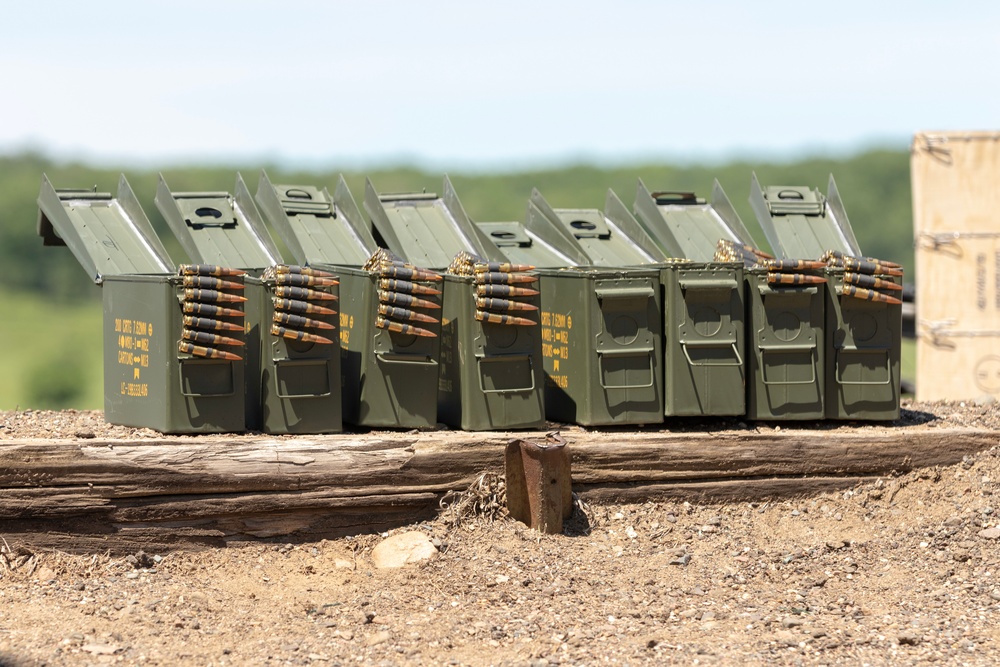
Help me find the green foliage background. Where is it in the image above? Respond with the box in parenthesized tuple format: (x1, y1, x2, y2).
(0, 149, 915, 409)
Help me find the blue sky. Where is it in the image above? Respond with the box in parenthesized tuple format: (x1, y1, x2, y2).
(3, 0, 998, 169)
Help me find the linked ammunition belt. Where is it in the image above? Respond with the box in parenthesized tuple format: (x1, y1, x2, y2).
(368, 249, 441, 338)
(448, 252, 538, 326)
(177, 264, 247, 361)
(266, 264, 339, 345)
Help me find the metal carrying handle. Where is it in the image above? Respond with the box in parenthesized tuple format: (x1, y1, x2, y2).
(376, 352, 438, 366)
(759, 345, 817, 386)
(273, 358, 332, 398)
(477, 354, 536, 394)
(835, 348, 891, 386)
(680, 339, 743, 367)
(597, 347, 656, 389)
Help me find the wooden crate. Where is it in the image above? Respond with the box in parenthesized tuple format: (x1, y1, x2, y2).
(912, 131, 1000, 401)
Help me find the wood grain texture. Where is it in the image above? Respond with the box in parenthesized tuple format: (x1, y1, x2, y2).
(0, 427, 994, 552)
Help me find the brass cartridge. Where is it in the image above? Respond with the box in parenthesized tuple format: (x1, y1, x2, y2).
(272, 298, 337, 317)
(183, 316, 245, 333)
(274, 264, 337, 278)
(473, 261, 536, 274)
(181, 275, 245, 291)
(841, 257, 904, 277)
(182, 288, 248, 304)
(178, 341, 242, 361)
(377, 279, 442, 296)
(843, 272, 903, 291)
(273, 311, 335, 330)
(377, 290, 440, 310)
(181, 329, 244, 347)
(275, 272, 339, 288)
(273, 285, 338, 301)
(475, 311, 536, 326)
(375, 316, 437, 338)
(270, 324, 334, 345)
(763, 259, 828, 272)
(766, 272, 828, 286)
(474, 272, 538, 285)
(475, 297, 539, 312)
(378, 264, 442, 282)
(377, 303, 440, 324)
(178, 264, 247, 278)
(182, 302, 246, 318)
(839, 285, 903, 305)
(475, 284, 540, 298)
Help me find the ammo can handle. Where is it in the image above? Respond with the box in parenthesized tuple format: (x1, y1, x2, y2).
(476, 354, 536, 394)
(758, 345, 817, 386)
(376, 352, 438, 366)
(273, 359, 333, 398)
(835, 348, 892, 386)
(680, 340, 743, 367)
(597, 347, 656, 389)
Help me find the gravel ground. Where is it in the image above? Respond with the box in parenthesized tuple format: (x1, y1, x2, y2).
(0, 401, 999, 666)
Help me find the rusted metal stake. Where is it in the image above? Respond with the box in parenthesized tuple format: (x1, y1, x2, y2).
(505, 433, 572, 534)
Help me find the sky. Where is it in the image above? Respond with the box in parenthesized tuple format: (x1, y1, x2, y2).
(3, 0, 999, 170)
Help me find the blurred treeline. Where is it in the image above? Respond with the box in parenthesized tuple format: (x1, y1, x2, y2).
(2, 148, 912, 303)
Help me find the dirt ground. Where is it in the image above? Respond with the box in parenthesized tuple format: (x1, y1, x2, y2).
(1, 399, 1000, 666)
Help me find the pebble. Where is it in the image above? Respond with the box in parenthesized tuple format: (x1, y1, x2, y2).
(774, 630, 799, 646)
(669, 554, 691, 566)
(782, 617, 804, 628)
(898, 631, 921, 645)
(365, 630, 391, 646)
(978, 527, 1000, 539)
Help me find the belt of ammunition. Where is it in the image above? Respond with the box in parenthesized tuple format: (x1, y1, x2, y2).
(764, 259, 828, 272)
(375, 316, 437, 338)
(274, 285, 338, 302)
(183, 316, 245, 333)
(181, 329, 243, 347)
(363, 248, 408, 271)
(270, 324, 334, 345)
(183, 288, 248, 304)
(843, 272, 903, 291)
(475, 284, 540, 298)
(379, 264, 441, 282)
(377, 291, 440, 310)
(475, 297, 538, 312)
(272, 298, 337, 317)
(474, 272, 538, 285)
(377, 304, 439, 324)
(766, 272, 828, 286)
(473, 261, 535, 274)
(182, 302, 246, 318)
(275, 273, 339, 288)
(717, 239, 774, 260)
(275, 264, 337, 278)
(178, 341, 242, 361)
(273, 311, 335, 330)
(839, 285, 903, 305)
(475, 311, 536, 326)
(181, 275, 245, 291)
(178, 264, 247, 278)
(377, 278, 441, 296)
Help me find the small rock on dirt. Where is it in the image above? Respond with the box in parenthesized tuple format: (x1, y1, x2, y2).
(371, 531, 438, 569)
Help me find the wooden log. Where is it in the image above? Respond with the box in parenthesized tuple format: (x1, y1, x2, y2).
(0, 427, 994, 553)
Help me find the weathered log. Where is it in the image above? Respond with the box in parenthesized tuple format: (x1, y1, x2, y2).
(0, 427, 994, 552)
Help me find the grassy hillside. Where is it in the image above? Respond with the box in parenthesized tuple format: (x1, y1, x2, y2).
(0, 149, 915, 409)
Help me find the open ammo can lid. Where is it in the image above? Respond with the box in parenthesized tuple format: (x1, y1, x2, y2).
(155, 173, 283, 271)
(633, 179, 757, 262)
(37, 173, 175, 283)
(477, 204, 592, 269)
(527, 188, 667, 268)
(255, 171, 376, 268)
(364, 175, 505, 270)
(748, 172, 863, 260)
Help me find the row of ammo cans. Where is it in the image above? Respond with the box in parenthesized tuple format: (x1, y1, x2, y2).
(37, 169, 900, 433)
